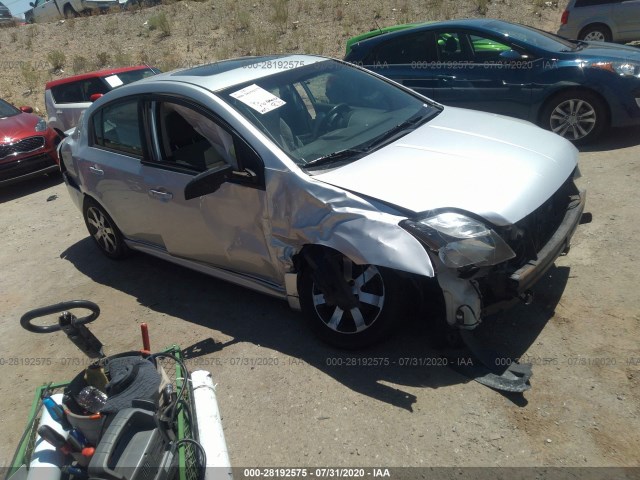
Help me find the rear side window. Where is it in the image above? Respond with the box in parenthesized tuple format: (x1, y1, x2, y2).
(92, 100, 142, 157)
(367, 32, 436, 64)
(51, 78, 109, 104)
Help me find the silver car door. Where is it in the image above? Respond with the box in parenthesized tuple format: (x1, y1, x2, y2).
(82, 97, 165, 247)
(141, 99, 278, 283)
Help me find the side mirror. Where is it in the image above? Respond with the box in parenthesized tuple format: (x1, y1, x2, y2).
(29, 2, 34, 6)
(20, 106, 34, 113)
(184, 164, 233, 200)
(89, 93, 103, 102)
(499, 50, 524, 61)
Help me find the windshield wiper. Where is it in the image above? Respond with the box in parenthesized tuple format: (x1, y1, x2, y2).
(358, 110, 431, 152)
(303, 148, 366, 169)
(561, 40, 588, 52)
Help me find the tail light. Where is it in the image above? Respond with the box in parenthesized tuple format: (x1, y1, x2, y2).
(561, 9, 569, 25)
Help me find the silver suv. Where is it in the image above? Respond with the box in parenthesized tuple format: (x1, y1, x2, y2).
(558, 0, 640, 43)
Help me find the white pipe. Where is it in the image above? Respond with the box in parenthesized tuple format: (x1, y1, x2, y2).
(26, 393, 67, 480)
(191, 370, 232, 480)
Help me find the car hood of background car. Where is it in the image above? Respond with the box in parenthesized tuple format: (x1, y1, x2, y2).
(578, 41, 640, 62)
(314, 107, 578, 226)
(0, 112, 39, 140)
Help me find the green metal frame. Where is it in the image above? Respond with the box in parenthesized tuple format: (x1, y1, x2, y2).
(6, 346, 195, 480)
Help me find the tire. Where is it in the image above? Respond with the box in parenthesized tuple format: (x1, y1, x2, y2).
(540, 90, 607, 145)
(579, 24, 612, 43)
(83, 198, 129, 259)
(63, 4, 78, 18)
(299, 258, 405, 349)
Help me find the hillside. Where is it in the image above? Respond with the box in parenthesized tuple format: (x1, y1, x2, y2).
(0, 0, 565, 114)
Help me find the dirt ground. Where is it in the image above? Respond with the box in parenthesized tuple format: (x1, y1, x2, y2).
(1, 122, 639, 470)
(1, 0, 640, 472)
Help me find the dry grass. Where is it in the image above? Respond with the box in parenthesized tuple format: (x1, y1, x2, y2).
(46, 50, 66, 71)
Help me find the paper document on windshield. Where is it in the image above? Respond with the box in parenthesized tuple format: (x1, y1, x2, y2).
(104, 75, 124, 88)
(230, 84, 286, 114)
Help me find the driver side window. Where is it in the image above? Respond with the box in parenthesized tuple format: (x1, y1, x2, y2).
(156, 102, 237, 172)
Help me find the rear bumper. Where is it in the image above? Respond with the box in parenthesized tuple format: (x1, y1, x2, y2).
(557, 25, 580, 41)
(62, 171, 84, 212)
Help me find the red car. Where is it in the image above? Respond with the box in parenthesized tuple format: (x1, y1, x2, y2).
(0, 98, 61, 187)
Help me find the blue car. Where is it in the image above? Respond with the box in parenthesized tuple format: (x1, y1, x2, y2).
(344, 19, 640, 144)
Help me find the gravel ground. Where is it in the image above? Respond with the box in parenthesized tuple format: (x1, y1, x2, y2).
(1, 126, 639, 470)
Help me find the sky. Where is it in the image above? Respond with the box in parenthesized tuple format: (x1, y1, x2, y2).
(4, 0, 33, 17)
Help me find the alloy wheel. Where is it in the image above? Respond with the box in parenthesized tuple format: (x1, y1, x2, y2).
(86, 206, 118, 255)
(583, 31, 606, 42)
(549, 98, 596, 141)
(311, 260, 385, 334)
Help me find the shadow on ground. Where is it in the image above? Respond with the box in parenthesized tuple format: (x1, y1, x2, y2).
(0, 173, 62, 204)
(580, 126, 640, 153)
(60, 237, 570, 411)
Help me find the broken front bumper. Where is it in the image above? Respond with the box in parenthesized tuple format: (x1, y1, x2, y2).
(438, 188, 586, 329)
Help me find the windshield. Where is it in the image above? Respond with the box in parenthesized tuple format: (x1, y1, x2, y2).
(219, 60, 439, 170)
(486, 20, 577, 52)
(112, 67, 161, 87)
(0, 98, 19, 118)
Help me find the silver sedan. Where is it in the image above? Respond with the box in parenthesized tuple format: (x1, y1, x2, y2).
(59, 55, 585, 348)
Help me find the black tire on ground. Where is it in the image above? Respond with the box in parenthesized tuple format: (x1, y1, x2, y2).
(83, 198, 130, 259)
(540, 90, 608, 145)
(299, 258, 406, 349)
(578, 24, 612, 42)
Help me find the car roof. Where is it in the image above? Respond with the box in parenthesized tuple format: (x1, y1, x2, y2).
(134, 54, 328, 93)
(45, 65, 155, 89)
(346, 18, 506, 52)
(345, 21, 433, 53)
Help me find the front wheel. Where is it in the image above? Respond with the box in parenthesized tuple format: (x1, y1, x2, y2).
(300, 260, 404, 349)
(83, 198, 129, 259)
(540, 91, 607, 145)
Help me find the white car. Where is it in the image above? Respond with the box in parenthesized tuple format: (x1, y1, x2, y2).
(59, 55, 585, 349)
(27, 0, 118, 22)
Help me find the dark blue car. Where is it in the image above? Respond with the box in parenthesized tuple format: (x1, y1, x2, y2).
(344, 19, 640, 144)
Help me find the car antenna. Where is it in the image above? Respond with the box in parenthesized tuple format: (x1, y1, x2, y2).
(373, 18, 382, 35)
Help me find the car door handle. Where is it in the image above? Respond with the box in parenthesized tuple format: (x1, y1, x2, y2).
(89, 166, 104, 176)
(148, 189, 173, 201)
(436, 75, 456, 80)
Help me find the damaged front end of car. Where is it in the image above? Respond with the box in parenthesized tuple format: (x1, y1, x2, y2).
(400, 171, 586, 331)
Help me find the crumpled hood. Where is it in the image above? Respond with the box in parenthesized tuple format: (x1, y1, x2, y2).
(315, 107, 579, 226)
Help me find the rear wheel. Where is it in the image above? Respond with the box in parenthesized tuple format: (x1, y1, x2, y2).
(300, 257, 404, 349)
(83, 199, 129, 259)
(579, 24, 612, 42)
(540, 90, 607, 145)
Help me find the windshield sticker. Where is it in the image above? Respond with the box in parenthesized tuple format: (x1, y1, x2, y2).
(230, 84, 285, 114)
(104, 75, 124, 88)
